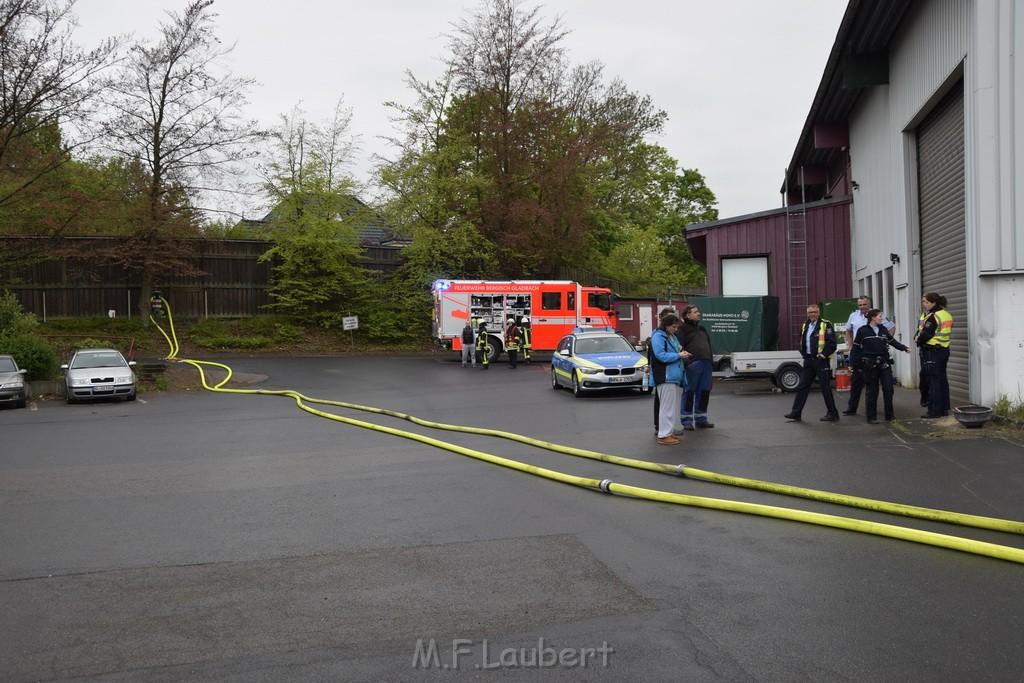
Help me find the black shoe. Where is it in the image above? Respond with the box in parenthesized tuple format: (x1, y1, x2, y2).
(866, 419, 879, 424)
(696, 422, 714, 429)
(784, 413, 801, 421)
(820, 414, 840, 422)
(841, 409, 857, 416)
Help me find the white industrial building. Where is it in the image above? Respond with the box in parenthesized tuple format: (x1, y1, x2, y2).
(776, 0, 1023, 406)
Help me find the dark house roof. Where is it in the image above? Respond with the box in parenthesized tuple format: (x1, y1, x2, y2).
(782, 0, 913, 196)
(239, 194, 410, 248)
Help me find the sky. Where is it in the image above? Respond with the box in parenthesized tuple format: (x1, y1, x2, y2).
(70, 0, 849, 221)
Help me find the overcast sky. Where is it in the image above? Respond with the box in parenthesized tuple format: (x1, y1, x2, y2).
(71, 0, 848, 220)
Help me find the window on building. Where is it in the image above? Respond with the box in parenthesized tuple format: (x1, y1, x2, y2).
(616, 304, 634, 321)
(722, 256, 769, 295)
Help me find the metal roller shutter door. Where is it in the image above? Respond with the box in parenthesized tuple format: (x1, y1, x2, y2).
(917, 81, 968, 401)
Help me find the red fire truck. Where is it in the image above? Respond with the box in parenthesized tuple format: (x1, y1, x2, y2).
(431, 279, 617, 362)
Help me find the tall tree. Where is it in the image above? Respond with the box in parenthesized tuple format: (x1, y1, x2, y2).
(0, 0, 118, 272)
(257, 102, 370, 327)
(381, 0, 702, 284)
(100, 0, 259, 323)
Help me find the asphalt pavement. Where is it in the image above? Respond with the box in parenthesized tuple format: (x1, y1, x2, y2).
(2, 353, 1023, 681)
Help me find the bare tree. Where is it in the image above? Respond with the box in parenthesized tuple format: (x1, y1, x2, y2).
(0, 0, 118, 274)
(99, 0, 260, 322)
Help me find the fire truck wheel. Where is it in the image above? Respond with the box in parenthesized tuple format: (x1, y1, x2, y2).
(551, 368, 561, 390)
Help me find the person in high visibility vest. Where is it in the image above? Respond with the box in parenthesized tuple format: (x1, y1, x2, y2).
(785, 304, 840, 422)
(505, 317, 520, 369)
(519, 316, 532, 364)
(915, 292, 953, 419)
(476, 320, 491, 370)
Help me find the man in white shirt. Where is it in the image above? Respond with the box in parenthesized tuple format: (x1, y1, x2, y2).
(842, 296, 895, 416)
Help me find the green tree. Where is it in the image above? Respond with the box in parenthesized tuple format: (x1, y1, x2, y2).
(0, 0, 118, 274)
(380, 0, 714, 288)
(258, 102, 370, 327)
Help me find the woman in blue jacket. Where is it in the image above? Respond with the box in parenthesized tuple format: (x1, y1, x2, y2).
(649, 313, 691, 444)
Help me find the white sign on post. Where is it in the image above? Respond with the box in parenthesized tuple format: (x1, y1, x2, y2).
(108, 310, 116, 318)
(342, 316, 359, 331)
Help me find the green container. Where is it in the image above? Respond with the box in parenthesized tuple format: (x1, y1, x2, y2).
(687, 296, 780, 353)
(819, 298, 859, 335)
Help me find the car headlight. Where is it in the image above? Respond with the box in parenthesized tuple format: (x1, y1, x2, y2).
(70, 377, 91, 386)
(113, 375, 133, 383)
(1, 380, 24, 389)
(577, 367, 601, 375)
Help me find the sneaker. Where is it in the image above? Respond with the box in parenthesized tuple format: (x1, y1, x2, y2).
(819, 414, 840, 422)
(696, 422, 714, 429)
(841, 409, 857, 416)
(784, 413, 801, 421)
(672, 427, 685, 436)
(657, 436, 680, 445)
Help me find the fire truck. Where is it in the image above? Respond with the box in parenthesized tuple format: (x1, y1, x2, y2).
(431, 280, 617, 363)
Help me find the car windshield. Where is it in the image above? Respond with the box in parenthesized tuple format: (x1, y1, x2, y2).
(0, 357, 16, 372)
(574, 336, 632, 355)
(71, 352, 127, 369)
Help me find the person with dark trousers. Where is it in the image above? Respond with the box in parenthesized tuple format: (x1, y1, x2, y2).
(519, 316, 532, 364)
(677, 305, 714, 429)
(476, 320, 491, 370)
(785, 304, 840, 422)
(505, 317, 520, 369)
(916, 292, 953, 418)
(852, 308, 912, 423)
(842, 296, 894, 415)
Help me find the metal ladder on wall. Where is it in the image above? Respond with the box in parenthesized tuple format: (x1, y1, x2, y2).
(785, 167, 809, 335)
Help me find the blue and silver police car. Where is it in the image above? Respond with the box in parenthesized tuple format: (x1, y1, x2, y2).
(550, 327, 650, 397)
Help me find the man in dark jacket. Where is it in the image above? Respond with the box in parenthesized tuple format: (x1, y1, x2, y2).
(677, 305, 714, 429)
(784, 304, 840, 422)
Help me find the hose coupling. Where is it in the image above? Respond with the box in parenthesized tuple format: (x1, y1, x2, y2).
(675, 464, 687, 477)
(599, 479, 613, 493)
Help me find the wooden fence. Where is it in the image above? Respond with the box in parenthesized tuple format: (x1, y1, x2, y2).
(1, 237, 405, 320)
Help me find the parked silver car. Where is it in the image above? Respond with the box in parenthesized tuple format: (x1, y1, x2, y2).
(62, 348, 137, 403)
(0, 354, 28, 408)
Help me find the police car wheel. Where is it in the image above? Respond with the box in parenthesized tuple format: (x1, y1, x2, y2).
(572, 372, 583, 397)
(551, 368, 560, 390)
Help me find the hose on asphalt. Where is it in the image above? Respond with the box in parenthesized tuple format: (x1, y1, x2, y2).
(151, 299, 1024, 564)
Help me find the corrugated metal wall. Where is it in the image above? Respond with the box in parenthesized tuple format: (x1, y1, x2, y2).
(917, 82, 969, 401)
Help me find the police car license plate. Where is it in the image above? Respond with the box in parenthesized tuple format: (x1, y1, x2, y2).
(610, 376, 632, 383)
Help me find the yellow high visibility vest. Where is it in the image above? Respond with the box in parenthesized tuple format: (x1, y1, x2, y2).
(926, 309, 953, 347)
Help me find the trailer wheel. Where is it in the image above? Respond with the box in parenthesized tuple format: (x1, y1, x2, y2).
(775, 364, 802, 392)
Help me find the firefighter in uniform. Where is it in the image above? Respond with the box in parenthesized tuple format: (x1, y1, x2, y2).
(916, 292, 953, 418)
(505, 317, 520, 369)
(476, 320, 491, 370)
(519, 316, 532, 364)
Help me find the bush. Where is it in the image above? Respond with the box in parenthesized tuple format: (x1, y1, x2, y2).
(0, 291, 38, 336)
(0, 334, 58, 380)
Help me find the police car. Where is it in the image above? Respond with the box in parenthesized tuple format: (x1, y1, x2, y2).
(550, 327, 650, 397)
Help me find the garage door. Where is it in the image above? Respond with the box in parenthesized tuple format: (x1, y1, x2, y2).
(916, 80, 968, 401)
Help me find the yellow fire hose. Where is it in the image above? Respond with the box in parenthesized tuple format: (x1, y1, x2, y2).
(151, 300, 1024, 565)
